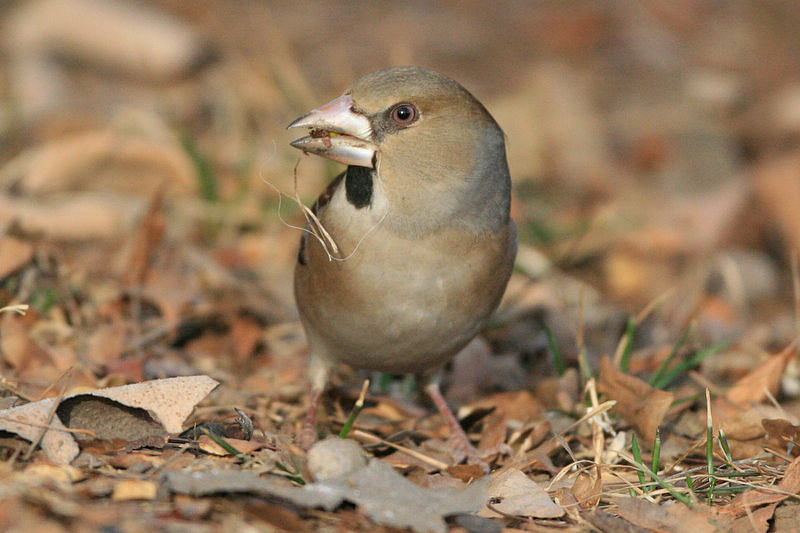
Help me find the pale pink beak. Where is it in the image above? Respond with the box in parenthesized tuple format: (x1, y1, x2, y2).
(288, 94, 376, 168)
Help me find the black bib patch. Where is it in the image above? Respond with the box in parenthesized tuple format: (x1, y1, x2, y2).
(345, 165, 373, 209)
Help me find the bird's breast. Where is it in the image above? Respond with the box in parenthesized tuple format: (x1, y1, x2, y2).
(294, 217, 515, 374)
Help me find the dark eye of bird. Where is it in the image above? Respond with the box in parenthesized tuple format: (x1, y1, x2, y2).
(390, 104, 417, 125)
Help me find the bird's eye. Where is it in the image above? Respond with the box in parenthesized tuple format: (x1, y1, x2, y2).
(390, 104, 417, 125)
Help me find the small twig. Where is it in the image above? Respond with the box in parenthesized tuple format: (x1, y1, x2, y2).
(350, 429, 449, 470)
(0, 304, 29, 315)
(24, 382, 68, 460)
(0, 415, 96, 437)
(339, 380, 369, 439)
(199, 426, 249, 463)
(619, 450, 695, 508)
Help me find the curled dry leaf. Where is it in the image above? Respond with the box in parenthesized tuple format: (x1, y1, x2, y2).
(0, 398, 79, 464)
(571, 466, 602, 508)
(70, 375, 219, 433)
(725, 345, 796, 407)
(0, 376, 219, 463)
(478, 468, 564, 519)
(614, 496, 724, 533)
(597, 355, 674, 443)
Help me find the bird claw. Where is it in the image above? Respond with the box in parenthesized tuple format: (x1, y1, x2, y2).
(445, 432, 489, 473)
(298, 423, 318, 451)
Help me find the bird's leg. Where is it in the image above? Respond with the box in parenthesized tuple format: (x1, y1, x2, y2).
(298, 352, 331, 450)
(299, 386, 322, 450)
(424, 380, 488, 471)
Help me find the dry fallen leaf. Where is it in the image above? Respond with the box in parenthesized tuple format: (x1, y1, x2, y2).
(0, 236, 34, 279)
(165, 459, 489, 533)
(727, 503, 778, 533)
(719, 455, 800, 517)
(0, 375, 218, 463)
(725, 345, 796, 407)
(614, 496, 725, 533)
(753, 151, 800, 255)
(571, 466, 602, 508)
(197, 435, 268, 457)
(478, 468, 564, 519)
(0, 398, 79, 464)
(763, 418, 800, 456)
(76, 375, 219, 433)
(111, 479, 158, 501)
(597, 355, 674, 443)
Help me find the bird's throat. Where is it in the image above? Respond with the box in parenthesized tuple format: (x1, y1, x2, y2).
(345, 165, 373, 209)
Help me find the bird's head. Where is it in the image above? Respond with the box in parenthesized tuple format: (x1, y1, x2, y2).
(288, 66, 510, 234)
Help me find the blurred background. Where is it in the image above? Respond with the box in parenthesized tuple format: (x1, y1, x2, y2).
(1, 0, 800, 398)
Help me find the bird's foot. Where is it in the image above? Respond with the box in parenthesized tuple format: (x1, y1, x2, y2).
(444, 429, 489, 473)
(424, 381, 489, 473)
(298, 423, 318, 450)
(298, 387, 323, 450)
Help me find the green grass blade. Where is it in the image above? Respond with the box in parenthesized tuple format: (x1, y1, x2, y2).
(631, 434, 647, 490)
(648, 323, 694, 388)
(651, 340, 728, 390)
(618, 317, 636, 373)
(651, 427, 662, 490)
(705, 389, 716, 505)
(543, 323, 566, 376)
(339, 380, 369, 439)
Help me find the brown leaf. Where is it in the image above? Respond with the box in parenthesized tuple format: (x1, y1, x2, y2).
(0, 375, 218, 463)
(468, 390, 544, 425)
(230, 312, 264, 363)
(479, 468, 564, 519)
(111, 479, 158, 501)
(614, 497, 724, 533)
(720, 455, 800, 517)
(477, 411, 507, 454)
(727, 503, 777, 533)
(197, 435, 269, 457)
(0, 398, 79, 463)
(725, 345, 796, 407)
(763, 418, 800, 456)
(58, 396, 167, 443)
(0, 312, 39, 369)
(120, 186, 165, 287)
(753, 152, 800, 254)
(0, 236, 33, 279)
(571, 466, 602, 508)
(84, 321, 127, 365)
(66, 375, 219, 433)
(597, 355, 674, 443)
(446, 464, 486, 483)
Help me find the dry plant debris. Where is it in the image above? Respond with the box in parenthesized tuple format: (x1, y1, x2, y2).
(0, 376, 218, 463)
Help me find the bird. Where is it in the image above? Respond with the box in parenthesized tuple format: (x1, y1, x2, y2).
(287, 66, 516, 466)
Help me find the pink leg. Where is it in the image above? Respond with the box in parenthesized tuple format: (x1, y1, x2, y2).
(299, 387, 322, 450)
(424, 381, 488, 471)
